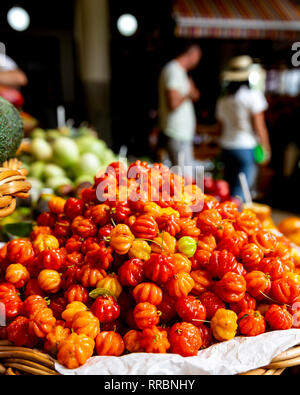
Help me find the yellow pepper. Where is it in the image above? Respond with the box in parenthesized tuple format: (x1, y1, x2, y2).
(129, 239, 151, 261)
(285, 272, 300, 286)
(291, 248, 300, 267)
(61, 302, 88, 328)
(211, 309, 238, 342)
(96, 273, 123, 299)
(181, 192, 194, 206)
(182, 185, 204, 206)
(151, 232, 177, 254)
(160, 207, 180, 218)
(33, 234, 59, 253)
(143, 202, 161, 219)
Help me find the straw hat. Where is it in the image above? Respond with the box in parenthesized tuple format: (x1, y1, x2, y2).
(221, 55, 253, 82)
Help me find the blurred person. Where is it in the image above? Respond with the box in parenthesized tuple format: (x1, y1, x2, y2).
(0, 53, 28, 88)
(158, 43, 202, 176)
(216, 56, 271, 201)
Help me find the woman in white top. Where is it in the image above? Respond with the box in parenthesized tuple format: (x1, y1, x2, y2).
(216, 56, 271, 200)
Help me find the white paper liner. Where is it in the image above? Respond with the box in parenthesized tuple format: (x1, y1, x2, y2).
(56, 329, 300, 375)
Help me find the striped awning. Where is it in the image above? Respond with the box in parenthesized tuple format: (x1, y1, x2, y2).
(173, 0, 300, 39)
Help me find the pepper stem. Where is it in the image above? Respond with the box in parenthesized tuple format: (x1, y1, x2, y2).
(192, 319, 211, 325)
(259, 291, 292, 308)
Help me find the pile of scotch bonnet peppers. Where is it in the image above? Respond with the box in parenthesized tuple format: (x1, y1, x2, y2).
(0, 160, 300, 370)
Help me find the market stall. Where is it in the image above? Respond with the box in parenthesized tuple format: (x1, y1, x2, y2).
(0, 98, 300, 376)
(173, 0, 300, 40)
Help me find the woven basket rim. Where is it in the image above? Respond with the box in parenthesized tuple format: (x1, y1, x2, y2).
(1, 340, 300, 376)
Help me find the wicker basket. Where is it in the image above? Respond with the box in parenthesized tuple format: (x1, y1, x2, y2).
(0, 158, 31, 218)
(0, 340, 299, 375)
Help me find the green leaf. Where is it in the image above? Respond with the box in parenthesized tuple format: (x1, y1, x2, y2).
(3, 222, 33, 239)
(89, 288, 116, 300)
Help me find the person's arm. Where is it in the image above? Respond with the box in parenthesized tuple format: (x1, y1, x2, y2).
(166, 89, 192, 111)
(0, 69, 28, 87)
(252, 112, 272, 162)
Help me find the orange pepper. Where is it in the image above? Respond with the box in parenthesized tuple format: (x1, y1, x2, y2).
(33, 234, 59, 253)
(109, 224, 134, 255)
(211, 309, 238, 341)
(143, 202, 161, 219)
(57, 333, 95, 369)
(96, 273, 123, 299)
(48, 197, 66, 215)
(151, 232, 176, 254)
(62, 302, 88, 328)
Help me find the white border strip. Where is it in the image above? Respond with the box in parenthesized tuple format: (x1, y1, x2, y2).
(176, 16, 300, 31)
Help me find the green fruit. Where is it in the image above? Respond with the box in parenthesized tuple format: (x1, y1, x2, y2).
(53, 137, 79, 167)
(74, 175, 94, 187)
(74, 153, 101, 177)
(29, 161, 45, 179)
(0, 97, 24, 164)
(46, 176, 73, 191)
(31, 138, 53, 161)
(31, 128, 46, 139)
(46, 130, 61, 141)
(177, 236, 197, 258)
(44, 164, 66, 179)
(76, 135, 106, 157)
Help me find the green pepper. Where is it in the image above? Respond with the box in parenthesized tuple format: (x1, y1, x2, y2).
(177, 236, 197, 258)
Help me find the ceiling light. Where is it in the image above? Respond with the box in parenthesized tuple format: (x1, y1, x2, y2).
(117, 14, 138, 37)
(7, 7, 30, 32)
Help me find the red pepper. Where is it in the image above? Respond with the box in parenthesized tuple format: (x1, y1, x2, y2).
(118, 258, 145, 287)
(98, 224, 114, 241)
(71, 217, 97, 238)
(64, 284, 89, 304)
(208, 250, 244, 279)
(109, 201, 132, 224)
(144, 254, 174, 284)
(49, 296, 67, 320)
(38, 249, 66, 272)
(7, 316, 38, 347)
(6, 239, 35, 266)
(106, 161, 127, 183)
(91, 295, 120, 324)
(65, 235, 83, 253)
(265, 305, 293, 330)
(80, 187, 98, 205)
(84, 242, 113, 271)
(23, 295, 48, 318)
(199, 291, 226, 320)
(127, 160, 149, 180)
(61, 266, 81, 291)
(64, 198, 85, 220)
(53, 218, 71, 239)
(81, 237, 99, 254)
(0, 282, 17, 299)
(65, 252, 84, 268)
(131, 215, 159, 240)
(24, 279, 45, 298)
(156, 214, 181, 237)
(0, 294, 23, 320)
(37, 212, 57, 228)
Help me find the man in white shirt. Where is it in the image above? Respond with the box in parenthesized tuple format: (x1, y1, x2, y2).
(158, 44, 202, 174)
(0, 53, 27, 88)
